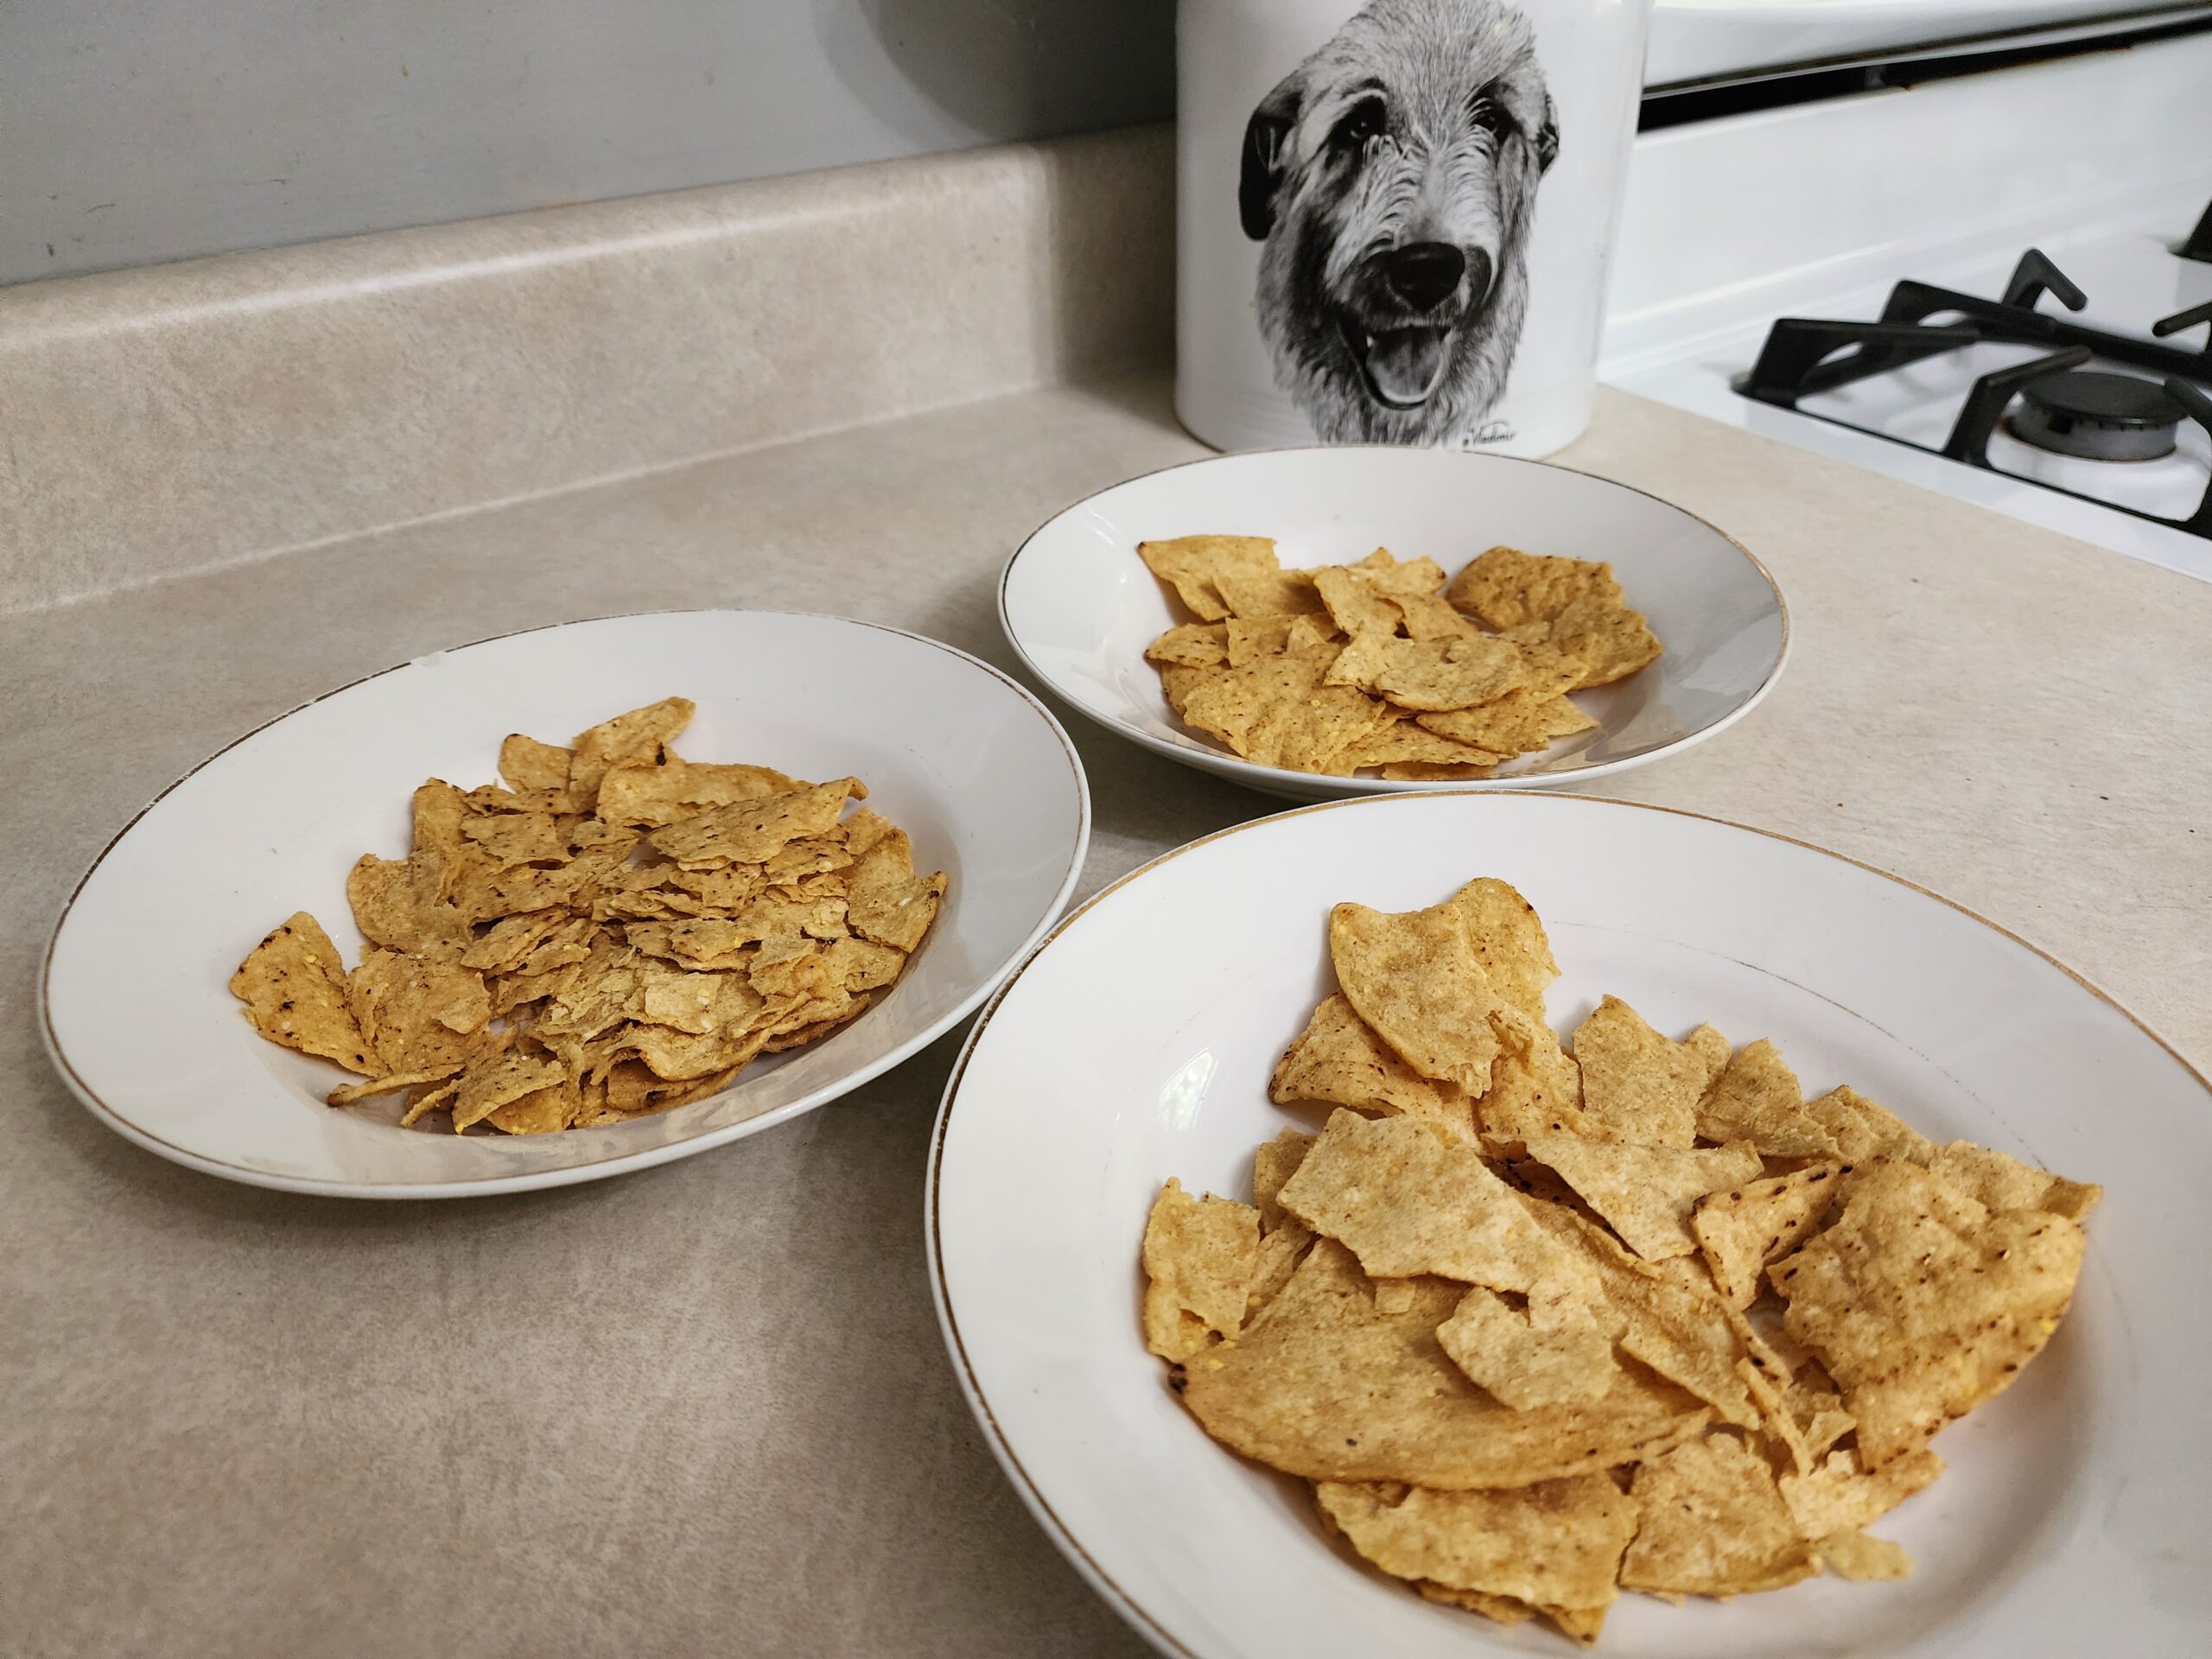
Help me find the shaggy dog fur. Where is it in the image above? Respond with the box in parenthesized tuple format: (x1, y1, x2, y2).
(1241, 0, 1558, 444)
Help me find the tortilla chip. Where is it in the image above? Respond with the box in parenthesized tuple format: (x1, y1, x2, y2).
(326, 1067, 458, 1107)
(458, 910, 568, 973)
(1179, 640, 1395, 772)
(1414, 690, 1597, 758)
(645, 777, 859, 868)
(1436, 1283, 1620, 1409)
(1447, 878, 1557, 1024)
(1471, 1001, 1592, 1157)
(1692, 1163, 1848, 1308)
(1391, 590, 1484, 642)
(499, 733, 574, 802)
(1779, 1444, 1943, 1541)
(1311, 567, 1407, 638)
(1138, 535, 1280, 621)
(1803, 1084, 1931, 1164)
(1694, 1039, 1842, 1159)
(1315, 1474, 1636, 1611)
(1570, 997, 1728, 1148)
(450, 1045, 568, 1133)
(1269, 995, 1468, 1123)
(1277, 1111, 1592, 1294)
(1145, 622, 1231, 668)
(1916, 1141, 2101, 1219)
(346, 850, 467, 957)
(1414, 1583, 1535, 1627)
(1815, 1529, 1913, 1581)
(1157, 663, 1218, 716)
(823, 935, 908, 993)
(1374, 634, 1529, 712)
(566, 696, 695, 807)
(1214, 568, 1326, 619)
(1541, 591, 1662, 689)
(1176, 1239, 1712, 1489)
(595, 755, 801, 828)
(1771, 1158, 2087, 1466)
(1141, 1179, 1261, 1362)
(1328, 721, 1503, 775)
(1252, 1128, 1315, 1231)
(457, 810, 569, 868)
(1446, 548, 1622, 632)
(230, 912, 378, 1074)
(1619, 1433, 1818, 1597)
(1339, 548, 1449, 596)
(1525, 1128, 1761, 1262)
(845, 821, 947, 952)
(1329, 899, 1500, 1094)
(484, 1078, 582, 1135)
(346, 948, 489, 1075)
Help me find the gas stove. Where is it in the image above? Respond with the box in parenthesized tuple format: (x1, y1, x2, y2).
(1603, 23, 2212, 582)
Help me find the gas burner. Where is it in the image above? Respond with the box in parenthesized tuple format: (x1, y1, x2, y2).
(2011, 372, 2184, 461)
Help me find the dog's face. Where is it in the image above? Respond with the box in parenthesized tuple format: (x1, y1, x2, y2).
(1242, 0, 1557, 442)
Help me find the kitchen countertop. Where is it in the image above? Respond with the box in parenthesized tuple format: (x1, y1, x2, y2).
(5, 374, 2208, 1658)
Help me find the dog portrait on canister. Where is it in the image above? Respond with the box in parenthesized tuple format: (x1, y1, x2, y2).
(1240, 0, 1560, 446)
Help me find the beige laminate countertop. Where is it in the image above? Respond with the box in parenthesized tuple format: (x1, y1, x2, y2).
(5, 377, 2208, 1658)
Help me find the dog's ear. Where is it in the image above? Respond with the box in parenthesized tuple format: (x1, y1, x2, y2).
(1240, 73, 1301, 241)
(1535, 93, 1560, 173)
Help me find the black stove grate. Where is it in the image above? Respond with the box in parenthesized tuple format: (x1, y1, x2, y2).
(1738, 248, 2212, 541)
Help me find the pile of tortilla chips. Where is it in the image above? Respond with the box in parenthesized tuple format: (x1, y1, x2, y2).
(1141, 879, 2094, 1644)
(228, 697, 945, 1134)
(1139, 538, 1660, 779)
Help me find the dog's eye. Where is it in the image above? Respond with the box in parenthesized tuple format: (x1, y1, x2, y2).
(1329, 97, 1387, 154)
(1465, 86, 1514, 142)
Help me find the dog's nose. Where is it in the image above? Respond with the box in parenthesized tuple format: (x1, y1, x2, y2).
(1383, 242, 1467, 312)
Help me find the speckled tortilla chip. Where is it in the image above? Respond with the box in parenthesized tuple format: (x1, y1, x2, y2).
(616, 1015, 772, 1083)
(326, 1066, 458, 1108)
(1771, 1158, 2086, 1466)
(1214, 567, 1326, 619)
(1340, 547, 1448, 595)
(1268, 994, 1467, 1122)
(1446, 548, 1621, 631)
(567, 696, 695, 807)
(1525, 1129, 1762, 1262)
(1179, 637, 1394, 772)
(1138, 534, 1280, 621)
(1693, 1163, 1848, 1308)
(1175, 1238, 1712, 1489)
(646, 777, 859, 869)
(1779, 1446, 1943, 1539)
(846, 820, 947, 952)
(1391, 590, 1484, 642)
(1570, 996, 1729, 1147)
(458, 810, 569, 868)
(499, 733, 574, 801)
(1144, 621, 1230, 668)
(450, 1046, 568, 1133)
(1437, 1283, 1620, 1409)
(595, 755, 801, 828)
(1225, 613, 1337, 668)
(1156, 662, 1218, 716)
(346, 948, 489, 1075)
(1329, 899, 1500, 1094)
(1915, 1141, 2101, 1218)
(1414, 690, 1596, 758)
(1252, 1128, 1315, 1230)
(823, 935, 907, 993)
(1804, 1084, 1932, 1164)
(629, 961, 763, 1037)
(1447, 879, 1557, 1025)
(458, 909, 568, 974)
(1310, 568, 1408, 638)
(230, 912, 378, 1074)
(1277, 1111, 1592, 1293)
(1141, 1179, 1261, 1362)
(1619, 1433, 1818, 1597)
(1328, 721, 1503, 775)
(1815, 1529, 1913, 1581)
(1375, 634, 1529, 712)
(346, 849, 468, 957)
(1473, 1002, 1594, 1157)
(1315, 1474, 1636, 1612)
(1541, 591, 1663, 689)
(485, 1077, 582, 1135)
(1694, 1039, 1841, 1159)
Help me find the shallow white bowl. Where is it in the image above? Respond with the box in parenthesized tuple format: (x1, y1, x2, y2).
(1000, 448, 1789, 800)
(930, 791, 2209, 1658)
(42, 611, 1089, 1198)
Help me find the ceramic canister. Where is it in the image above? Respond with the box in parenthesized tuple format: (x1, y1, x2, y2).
(1176, 0, 1653, 457)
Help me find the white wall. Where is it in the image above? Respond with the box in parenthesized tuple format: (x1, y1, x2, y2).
(0, 0, 1175, 286)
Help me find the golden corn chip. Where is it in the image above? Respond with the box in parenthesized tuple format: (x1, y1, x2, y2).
(1340, 547, 1448, 595)
(1326, 721, 1504, 775)
(566, 696, 696, 807)
(1694, 1039, 1842, 1159)
(1772, 1158, 2086, 1466)
(1569, 996, 1729, 1147)
(400, 1076, 461, 1127)
(1144, 622, 1230, 668)
(327, 1067, 457, 1108)
(616, 1017, 770, 1083)
(1224, 614, 1336, 668)
(1916, 1141, 2101, 1218)
(346, 850, 467, 957)
(499, 733, 574, 801)
(1319, 628, 1398, 691)
(1692, 1163, 1848, 1308)
(1414, 689, 1595, 758)
(1213, 567, 1326, 619)
(1373, 634, 1529, 713)
(1391, 590, 1483, 642)
(1176, 1239, 1711, 1489)
(458, 810, 569, 868)
(458, 910, 569, 974)
(1141, 1179, 1262, 1362)
(1156, 663, 1219, 716)
(629, 960, 761, 1036)
(1249, 1220, 1316, 1320)
(1779, 1445, 1943, 1539)
(230, 912, 378, 1075)
(1436, 1283, 1620, 1410)
(450, 1046, 568, 1133)
(484, 1078, 582, 1135)
(1179, 639, 1395, 772)
(1446, 547, 1622, 631)
(1527, 1128, 1759, 1262)
(1268, 994, 1467, 1123)
(508, 916, 597, 980)
(1277, 1111, 1592, 1294)
(646, 777, 859, 869)
(1510, 639, 1594, 698)
(823, 935, 907, 993)
(1251, 1128, 1315, 1231)
(1138, 534, 1281, 621)
(346, 948, 489, 1076)
(1619, 1433, 1817, 1597)
(1815, 1529, 1913, 1582)
(1415, 1583, 1535, 1627)
(1447, 878, 1557, 1025)
(846, 822, 947, 953)
(1802, 1084, 1931, 1165)
(1310, 567, 1407, 637)
(1542, 591, 1663, 689)
(1315, 1474, 1636, 1612)
(1377, 761, 1500, 781)
(595, 755, 801, 828)
(1328, 899, 1500, 1094)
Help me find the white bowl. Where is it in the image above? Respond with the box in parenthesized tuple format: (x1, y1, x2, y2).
(41, 611, 1089, 1198)
(931, 791, 2209, 1658)
(1000, 448, 1789, 800)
